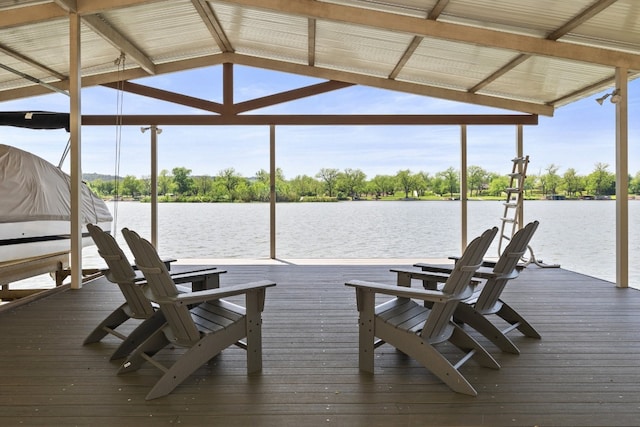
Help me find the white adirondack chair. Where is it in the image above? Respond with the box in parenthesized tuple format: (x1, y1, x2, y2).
(120, 227, 276, 400)
(400, 220, 541, 354)
(84, 223, 224, 360)
(345, 227, 499, 396)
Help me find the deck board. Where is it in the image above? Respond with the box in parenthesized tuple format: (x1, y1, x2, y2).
(1, 263, 639, 426)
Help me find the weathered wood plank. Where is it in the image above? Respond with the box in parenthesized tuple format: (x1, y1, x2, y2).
(0, 264, 639, 426)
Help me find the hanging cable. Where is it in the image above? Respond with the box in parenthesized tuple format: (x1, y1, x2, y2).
(58, 135, 71, 169)
(112, 52, 126, 234)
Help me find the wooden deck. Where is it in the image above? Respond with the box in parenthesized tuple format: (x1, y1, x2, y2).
(1, 262, 639, 426)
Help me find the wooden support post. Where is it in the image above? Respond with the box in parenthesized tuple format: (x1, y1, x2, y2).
(270, 125, 276, 259)
(69, 13, 82, 289)
(615, 67, 628, 288)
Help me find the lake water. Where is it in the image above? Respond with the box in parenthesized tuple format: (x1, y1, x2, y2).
(100, 200, 638, 285)
(12, 200, 640, 288)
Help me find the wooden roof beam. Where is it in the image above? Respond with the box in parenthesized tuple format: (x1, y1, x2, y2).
(0, 43, 67, 81)
(227, 0, 640, 70)
(192, 0, 234, 52)
(228, 53, 555, 116)
(82, 113, 538, 126)
(101, 81, 224, 113)
(82, 14, 156, 74)
(308, 18, 316, 67)
(233, 81, 354, 114)
(470, 0, 619, 93)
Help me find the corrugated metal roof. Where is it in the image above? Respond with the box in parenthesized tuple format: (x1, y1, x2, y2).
(0, 0, 638, 115)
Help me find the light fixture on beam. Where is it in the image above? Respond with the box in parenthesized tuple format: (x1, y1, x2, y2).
(596, 89, 621, 105)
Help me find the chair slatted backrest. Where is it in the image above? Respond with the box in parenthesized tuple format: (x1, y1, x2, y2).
(474, 221, 539, 312)
(87, 223, 154, 318)
(121, 228, 201, 345)
(421, 227, 498, 339)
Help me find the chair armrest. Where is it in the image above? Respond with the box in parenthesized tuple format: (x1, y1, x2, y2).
(391, 268, 453, 284)
(346, 279, 458, 303)
(171, 269, 226, 284)
(412, 263, 509, 281)
(168, 280, 276, 305)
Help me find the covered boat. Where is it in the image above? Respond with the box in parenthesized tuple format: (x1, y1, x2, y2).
(0, 143, 112, 264)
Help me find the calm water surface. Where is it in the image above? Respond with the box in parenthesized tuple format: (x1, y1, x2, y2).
(92, 199, 640, 286)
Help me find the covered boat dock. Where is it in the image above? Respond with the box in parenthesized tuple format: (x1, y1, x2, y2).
(0, 1, 639, 425)
(1, 262, 639, 426)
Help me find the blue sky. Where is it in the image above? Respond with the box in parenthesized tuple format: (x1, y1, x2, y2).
(1, 65, 638, 180)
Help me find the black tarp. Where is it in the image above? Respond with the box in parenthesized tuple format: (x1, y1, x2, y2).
(0, 111, 69, 131)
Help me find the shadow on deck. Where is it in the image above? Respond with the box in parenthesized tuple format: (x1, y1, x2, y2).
(0, 263, 639, 426)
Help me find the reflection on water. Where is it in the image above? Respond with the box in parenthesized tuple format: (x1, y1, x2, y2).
(12, 200, 640, 288)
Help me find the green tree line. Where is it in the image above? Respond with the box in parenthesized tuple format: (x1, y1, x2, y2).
(86, 162, 637, 202)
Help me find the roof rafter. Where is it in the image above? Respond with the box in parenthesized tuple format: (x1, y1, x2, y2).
(225, 0, 640, 70)
(226, 53, 555, 116)
(0, 51, 555, 116)
(470, 0, 619, 93)
(308, 18, 316, 67)
(191, 0, 233, 52)
(233, 80, 355, 114)
(101, 80, 224, 113)
(82, 14, 156, 74)
(389, 0, 450, 80)
(0, 43, 67, 81)
(0, 3, 66, 28)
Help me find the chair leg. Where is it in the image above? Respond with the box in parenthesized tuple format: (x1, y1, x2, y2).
(454, 304, 520, 354)
(356, 290, 375, 373)
(245, 292, 264, 374)
(145, 324, 245, 400)
(110, 309, 167, 360)
(449, 324, 501, 370)
(497, 301, 541, 339)
(83, 303, 131, 345)
(399, 334, 480, 396)
(118, 327, 169, 374)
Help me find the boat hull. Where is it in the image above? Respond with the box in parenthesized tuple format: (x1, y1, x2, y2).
(0, 220, 112, 265)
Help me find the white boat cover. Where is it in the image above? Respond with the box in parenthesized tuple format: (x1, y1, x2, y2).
(0, 144, 112, 224)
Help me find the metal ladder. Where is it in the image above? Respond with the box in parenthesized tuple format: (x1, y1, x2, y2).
(498, 155, 560, 268)
(498, 156, 528, 255)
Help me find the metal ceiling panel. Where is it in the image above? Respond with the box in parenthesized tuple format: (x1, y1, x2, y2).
(0, 17, 120, 81)
(565, 0, 640, 53)
(397, 37, 519, 91)
(101, 0, 220, 64)
(486, 56, 613, 104)
(320, 0, 434, 18)
(315, 20, 413, 77)
(214, 2, 309, 64)
(0, 0, 637, 113)
(438, 0, 595, 37)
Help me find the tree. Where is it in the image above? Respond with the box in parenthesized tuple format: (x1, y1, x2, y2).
(487, 175, 509, 196)
(543, 164, 561, 195)
(562, 168, 583, 197)
(290, 174, 321, 198)
(172, 166, 193, 195)
(586, 162, 615, 196)
(218, 167, 242, 201)
(121, 175, 142, 198)
(194, 175, 213, 196)
(316, 168, 340, 197)
(396, 169, 414, 198)
(414, 171, 431, 197)
(370, 174, 395, 198)
(158, 169, 173, 195)
(467, 165, 487, 197)
(437, 167, 459, 199)
(337, 168, 367, 199)
(629, 171, 640, 195)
